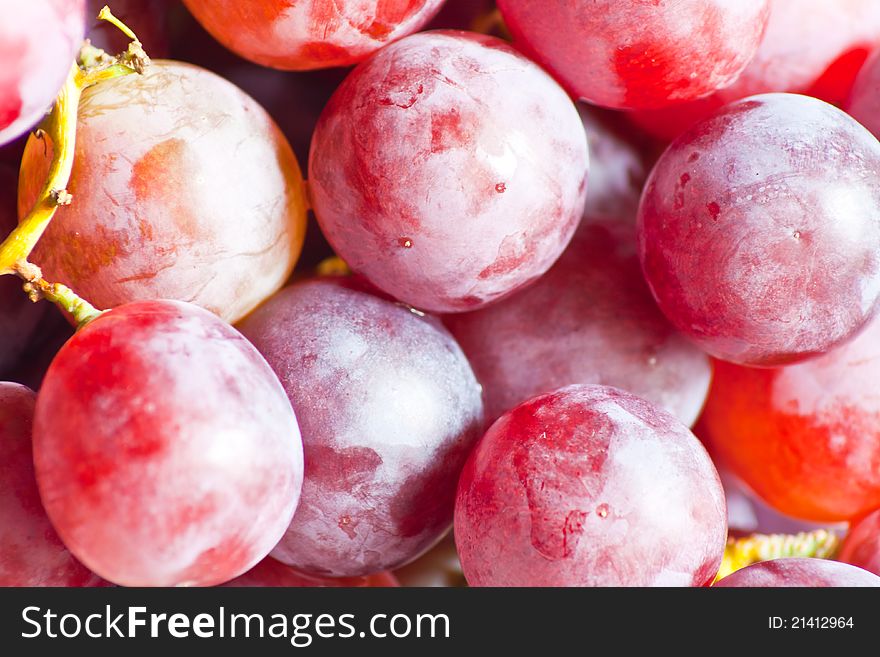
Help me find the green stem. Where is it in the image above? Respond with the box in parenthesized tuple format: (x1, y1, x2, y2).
(715, 529, 841, 582)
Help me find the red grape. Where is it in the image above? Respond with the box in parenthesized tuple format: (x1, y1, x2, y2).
(33, 300, 304, 587)
(223, 557, 398, 588)
(702, 317, 880, 521)
(496, 0, 770, 110)
(0, 0, 85, 145)
(847, 48, 880, 139)
(454, 385, 727, 587)
(445, 220, 711, 426)
(0, 382, 106, 586)
(0, 166, 44, 375)
(18, 60, 307, 324)
(632, 0, 880, 140)
(238, 277, 484, 577)
(714, 558, 880, 587)
(309, 31, 588, 313)
(839, 509, 880, 576)
(638, 93, 880, 367)
(182, 0, 445, 71)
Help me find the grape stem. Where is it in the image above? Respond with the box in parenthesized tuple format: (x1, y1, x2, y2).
(715, 529, 841, 582)
(0, 65, 82, 276)
(16, 262, 103, 328)
(0, 6, 149, 325)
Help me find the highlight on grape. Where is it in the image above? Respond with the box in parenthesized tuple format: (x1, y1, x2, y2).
(2, 0, 880, 597)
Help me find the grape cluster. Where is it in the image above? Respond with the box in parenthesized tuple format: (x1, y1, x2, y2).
(2, 0, 880, 589)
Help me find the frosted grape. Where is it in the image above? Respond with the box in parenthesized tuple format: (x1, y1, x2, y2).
(0, 382, 106, 586)
(19, 60, 308, 324)
(0, 0, 85, 145)
(638, 93, 880, 366)
(309, 31, 588, 313)
(34, 300, 304, 586)
(715, 558, 880, 587)
(446, 220, 711, 426)
(239, 277, 484, 577)
(496, 0, 770, 110)
(182, 0, 445, 70)
(454, 385, 727, 587)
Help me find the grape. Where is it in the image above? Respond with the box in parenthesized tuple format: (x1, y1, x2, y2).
(238, 277, 484, 577)
(632, 0, 880, 140)
(638, 93, 880, 367)
(847, 49, 880, 140)
(0, 0, 85, 145)
(701, 317, 880, 521)
(495, 0, 770, 110)
(223, 557, 398, 588)
(182, 0, 445, 71)
(714, 558, 880, 587)
(0, 382, 106, 586)
(18, 60, 307, 325)
(839, 509, 880, 576)
(578, 106, 649, 223)
(33, 300, 304, 587)
(445, 220, 711, 426)
(309, 31, 588, 313)
(454, 384, 727, 587)
(0, 166, 45, 375)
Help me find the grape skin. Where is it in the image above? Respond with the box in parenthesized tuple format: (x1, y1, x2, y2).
(0, 382, 106, 586)
(445, 220, 711, 427)
(238, 278, 485, 577)
(702, 317, 880, 522)
(0, 0, 85, 145)
(0, 166, 44, 375)
(839, 509, 880, 576)
(182, 0, 445, 71)
(454, 385, 727, 587)
(632, 0, 880, 140)
(638, 93, 880, 367)
(309, 31, 588, 313)
(714, 558, 880, 587)
(496, 0, 770, 110)
(18, 60, 308, 324)
(222, 557, 398, 588)
(33, 300, 304, 587)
